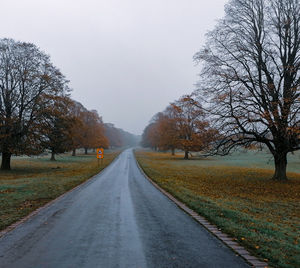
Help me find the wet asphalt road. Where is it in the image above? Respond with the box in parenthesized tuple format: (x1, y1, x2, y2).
(0, 149, 248, 268)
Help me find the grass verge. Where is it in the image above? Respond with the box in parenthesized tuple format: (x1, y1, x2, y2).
(135, 150, 300, 268)
(0, 151, 120, 232)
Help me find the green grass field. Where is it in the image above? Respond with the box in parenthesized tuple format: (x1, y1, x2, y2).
(135, 149, 300, 268)
(163, 148, 300, 172)
(0, 150, 119, 232)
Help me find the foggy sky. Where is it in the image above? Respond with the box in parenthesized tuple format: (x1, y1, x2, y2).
(0, 0, 227, 135)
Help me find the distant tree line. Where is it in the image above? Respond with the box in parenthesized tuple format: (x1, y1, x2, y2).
(142, 0, 300, 181)
(0, 38, 138, 170)
(104, 123, 140, 149)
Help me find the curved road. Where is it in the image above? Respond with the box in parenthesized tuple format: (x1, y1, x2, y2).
(0, 149, 248, 268)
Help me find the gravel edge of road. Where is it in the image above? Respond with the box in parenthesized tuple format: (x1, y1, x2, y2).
(0, 152, 122, 239)
(133, 151, 271, 268)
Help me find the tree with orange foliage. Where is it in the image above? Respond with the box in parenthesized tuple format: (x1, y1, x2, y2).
(80, 110, 108, 154)
(69, 101, 86, 156)
(142, 95, 217, 158)
(0, 38, 68, 169)
(141, 120, 161, 151)
(39, 95, 77, 161)
(68, 103, 109, 155)
(169, 95, 216, 159)
(156, 111, 178, 155)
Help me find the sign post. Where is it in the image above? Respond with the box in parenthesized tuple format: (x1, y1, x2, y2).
(96, 148, 104, 166)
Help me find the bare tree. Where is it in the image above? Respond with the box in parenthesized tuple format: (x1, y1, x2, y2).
(194, 0, 300, 180)
(0, 38, 68, 170)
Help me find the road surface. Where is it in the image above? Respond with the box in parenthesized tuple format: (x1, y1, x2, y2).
(0, 149, 248, 268)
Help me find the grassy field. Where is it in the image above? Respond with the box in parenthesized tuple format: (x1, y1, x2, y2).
(135, 149, 300, 268)
(0, 150, 120, 232)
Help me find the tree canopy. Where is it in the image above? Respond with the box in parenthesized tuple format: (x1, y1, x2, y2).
(141, 94, 217, 159)
(0, 38, 137, 169)
(194, 0, 300, 180)
(0, 38, 68, 169)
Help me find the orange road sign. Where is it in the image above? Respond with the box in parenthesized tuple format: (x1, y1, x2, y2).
(96, 148, 104, 159)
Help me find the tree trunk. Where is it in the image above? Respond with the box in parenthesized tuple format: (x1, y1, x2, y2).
(171, 148, 175, 156)
(184, 150, 189, 160)
(85, 148, 88, 154)
(50, 151, 56, 161)
(1, 151, 12, 170)
(72, 148, 76, 156)
(273, 152, 287, 180)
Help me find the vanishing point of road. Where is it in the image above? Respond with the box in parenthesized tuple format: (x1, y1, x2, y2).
(0, 149, 249, 268)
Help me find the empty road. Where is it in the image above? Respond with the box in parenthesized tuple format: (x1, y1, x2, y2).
(0, 149, 248, 268)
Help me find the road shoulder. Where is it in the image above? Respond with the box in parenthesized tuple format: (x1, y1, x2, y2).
(134, 151, 270, 268)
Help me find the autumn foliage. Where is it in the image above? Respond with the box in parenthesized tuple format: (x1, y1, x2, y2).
(79, 110, 108, 154)
(142, 94, 217, 159)
(0, 38, 137, 169)
(39, 95, 77, 161)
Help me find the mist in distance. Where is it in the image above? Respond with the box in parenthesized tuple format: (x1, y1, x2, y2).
(0, 0, 227, 134)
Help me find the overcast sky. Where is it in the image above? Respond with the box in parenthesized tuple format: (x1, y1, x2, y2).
(0, 0, 227, 135)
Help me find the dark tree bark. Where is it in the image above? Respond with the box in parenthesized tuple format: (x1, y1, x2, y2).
(84, 148, 88, 154)
(171, 147, 175, 155)
(0, 38, 68, 170)
(50, 151, 56, 161)
(40, 95, 76, 160)
(72, 148, 76, 156)
(273, 152, 288, 181)
(1, 151, 11, 170)
(184, 150, 189, 160)
(194, 0, 300, 181)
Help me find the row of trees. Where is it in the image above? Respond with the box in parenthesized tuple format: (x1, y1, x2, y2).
(142, 0, 300, 180)
(104, 123, 140, 149)
(0, 38, 137, 170)
(141, 95, 217, 159)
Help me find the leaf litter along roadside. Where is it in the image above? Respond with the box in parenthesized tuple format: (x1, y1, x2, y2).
(135, 150, 300, 268)
(0, 151, 120, 232)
